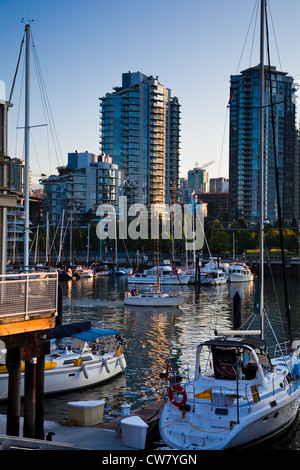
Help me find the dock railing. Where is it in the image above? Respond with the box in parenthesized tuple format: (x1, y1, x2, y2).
(0, 271, 58, 320)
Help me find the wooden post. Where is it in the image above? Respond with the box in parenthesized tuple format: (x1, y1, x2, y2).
(6, 347, 21, 436)
(56, 284, 63, 326)
(35, 355, 45, 440)
(23, 358, 36, 438)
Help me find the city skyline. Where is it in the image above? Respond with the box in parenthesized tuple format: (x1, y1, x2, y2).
(1, 0, 300, 187)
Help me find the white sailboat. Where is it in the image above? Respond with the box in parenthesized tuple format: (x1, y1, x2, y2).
(0, 327, 126, 399)
(124, 243, 185, 307)
(3, 23, 127, 399)
(159, 0, 300, 450)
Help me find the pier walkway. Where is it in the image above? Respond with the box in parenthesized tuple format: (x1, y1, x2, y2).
(0, 400, 163, 450)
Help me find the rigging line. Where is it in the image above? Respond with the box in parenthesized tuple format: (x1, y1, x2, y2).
(30, 32, 64, 167)
(31, 41, 52, 174)
(267, 0, 282, 71)
(9, 33, 25, 103)
(248, 0, 259, 68)
(14, 60, 25, 159)
(265, 3, 292, 347)
(30, 40, 53, 173)
(235, 0, 259, 75)
(218, 106, 228, 178)
(30, 131, 42, 174)
(263, 236, 287, 343)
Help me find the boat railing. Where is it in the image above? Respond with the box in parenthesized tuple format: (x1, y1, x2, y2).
(0, 271, 58, 319)
(269, 341, 291, 359)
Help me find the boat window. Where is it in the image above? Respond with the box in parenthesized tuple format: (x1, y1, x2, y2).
(211, 347, 238, 380)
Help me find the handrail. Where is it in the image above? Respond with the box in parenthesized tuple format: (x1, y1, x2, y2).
(0, 271, 58, 319)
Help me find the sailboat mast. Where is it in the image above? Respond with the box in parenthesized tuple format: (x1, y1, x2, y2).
(259, 0, 265, 339)
(24, 23, 31, 270)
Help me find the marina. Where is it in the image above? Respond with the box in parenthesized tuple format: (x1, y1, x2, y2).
(0, 275, 299, 450)
(1, 0, 300, 454)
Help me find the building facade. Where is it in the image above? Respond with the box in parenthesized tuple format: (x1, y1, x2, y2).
(210, 177, 229, 193)
(99, 71, 181, 206)
(187, 166, 209, 193)
(42, 152, 123, 227)
(229, 65, 298, 224)
(11, 158, 32, 194)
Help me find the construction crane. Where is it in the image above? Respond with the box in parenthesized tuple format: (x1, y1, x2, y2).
(194, 159, 216, 171)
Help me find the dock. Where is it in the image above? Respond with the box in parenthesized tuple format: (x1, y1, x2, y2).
(0, 400, 164, 450)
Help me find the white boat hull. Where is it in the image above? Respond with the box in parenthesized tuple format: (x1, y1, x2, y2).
(128, 275, 190, 285)
(228, 274, 254, 283)
(124, 295, 184, 307)
(0, 354, 126, 400)
(159, 353, 300, 450)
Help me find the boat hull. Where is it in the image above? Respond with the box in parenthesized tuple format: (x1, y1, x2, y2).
(228, 274, 253, 283)
(0, 354, 126, 400)
(159, 377, 300, 450)
(127, 275, 190, 285)
(124, 296, 184, 307)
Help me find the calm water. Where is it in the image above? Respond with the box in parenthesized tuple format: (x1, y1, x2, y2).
(4, 273, 300, 449)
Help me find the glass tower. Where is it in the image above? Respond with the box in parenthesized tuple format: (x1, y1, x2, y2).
(229, 65, 298, 224)
(99, 72, 181, 207)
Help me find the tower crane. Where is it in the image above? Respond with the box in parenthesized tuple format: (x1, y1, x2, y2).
(194, 159, 216, 171)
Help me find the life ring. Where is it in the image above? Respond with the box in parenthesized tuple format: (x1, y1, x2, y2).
(169, 384, 187, 407)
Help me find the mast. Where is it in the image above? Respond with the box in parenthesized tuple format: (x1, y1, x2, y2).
(24, 23, 31, 270)
(259, 0, 265, 339)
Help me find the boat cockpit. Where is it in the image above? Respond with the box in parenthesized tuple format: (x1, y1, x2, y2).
(195, 337, 273, 382)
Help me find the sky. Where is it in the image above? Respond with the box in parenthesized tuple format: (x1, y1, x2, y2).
(1, 0, 300, 187)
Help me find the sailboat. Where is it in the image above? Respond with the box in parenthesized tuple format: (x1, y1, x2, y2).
(6, 23, 127, 396)
(159, 0, 300, 450)
(124, 241, 185, 307)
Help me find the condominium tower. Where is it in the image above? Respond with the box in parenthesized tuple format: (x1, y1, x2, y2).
(229, 65, 298, 223)
(99, 71, 181, 206)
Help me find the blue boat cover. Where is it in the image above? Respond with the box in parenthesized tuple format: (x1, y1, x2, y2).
(71, 327, 120, 341)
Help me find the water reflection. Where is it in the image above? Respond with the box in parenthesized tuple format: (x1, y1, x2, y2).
(2, 274, 298, 448)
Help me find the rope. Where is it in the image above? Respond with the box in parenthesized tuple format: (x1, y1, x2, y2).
(159, 414, 232, 435)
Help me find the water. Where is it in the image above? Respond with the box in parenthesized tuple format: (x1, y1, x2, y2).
(3, 274, 300, 449)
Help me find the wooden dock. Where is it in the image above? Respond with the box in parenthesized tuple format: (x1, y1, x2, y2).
(92, 399, 164, 439)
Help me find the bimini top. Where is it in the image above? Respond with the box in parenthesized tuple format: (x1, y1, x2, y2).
(71, 328, 120, 342)
(202, 336, 267, 351)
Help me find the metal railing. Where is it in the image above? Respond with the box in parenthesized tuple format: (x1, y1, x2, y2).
(0, 271, 58, 319)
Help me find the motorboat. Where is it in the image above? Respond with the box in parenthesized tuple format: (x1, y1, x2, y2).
(0, 327, 126, 399)
(201, 268, 227, 285)
(228, 262, 254, 283)
(95, 265, 110, 276)
(74, 266, 94, 278)
(124, 287, 184, 307)
(128, 265, 190, 285)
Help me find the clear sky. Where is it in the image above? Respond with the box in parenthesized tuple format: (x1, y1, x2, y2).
(1, 0, 300, 186)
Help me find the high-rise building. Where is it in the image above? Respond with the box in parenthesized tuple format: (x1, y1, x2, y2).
(42, 152, 123, 226)
(187, 166, 209, 193)
(11, 158, 32, 194)
(210, 177, 229, 194)
(99, 71, 181, 206)
(229, 65, 298, 223)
